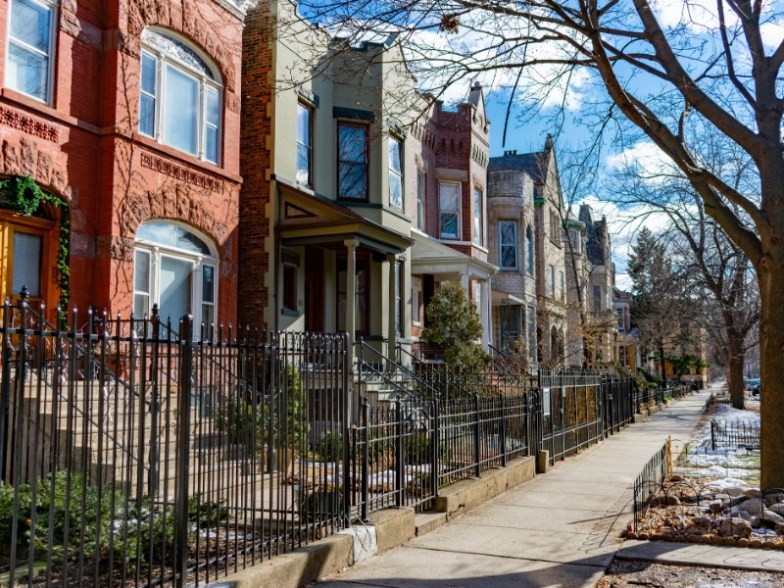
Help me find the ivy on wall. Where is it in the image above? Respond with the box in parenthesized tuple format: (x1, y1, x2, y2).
(0, 175, 70, 308)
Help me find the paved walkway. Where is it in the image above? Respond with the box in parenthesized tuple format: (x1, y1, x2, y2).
(311, 387, 784, 587)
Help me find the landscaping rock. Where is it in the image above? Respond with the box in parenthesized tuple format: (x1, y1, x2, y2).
(718, 517, 752, 538)
(765, 493, 784, 506)
(745, 489, 764, 499)
(768, 503, 784, 516)
(738, 498, 766, 516)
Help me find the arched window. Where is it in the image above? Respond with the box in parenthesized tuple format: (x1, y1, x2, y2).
(138, 28, 223, 164)
(133, 221, 218, 331)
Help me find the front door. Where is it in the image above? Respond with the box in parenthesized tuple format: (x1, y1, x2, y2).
(304, 248, 323, 332)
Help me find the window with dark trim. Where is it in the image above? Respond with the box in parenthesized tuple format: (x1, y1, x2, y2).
(296, 102, 313, 186)
(337, 122, 369, 200)
(498, 220, 518, 270)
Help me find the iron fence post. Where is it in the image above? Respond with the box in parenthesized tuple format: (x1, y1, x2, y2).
(175, 315, 193, 588)
(342, 334, 351, 523)
(361, 397, 370, 521)
(474, 394, 481, 478)
(396, 400, 404, 508)
(0, 299, 11, 480)
(500, 395, 507, 467)
(432, 398, 440, 502)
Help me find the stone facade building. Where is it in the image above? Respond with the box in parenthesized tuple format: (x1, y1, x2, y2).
(488, 137, 567, 367)
(0, 0, 255, 328)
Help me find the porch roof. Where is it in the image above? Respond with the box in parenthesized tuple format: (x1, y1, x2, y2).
(275, 178, 413, 255)
(410, 229, 497, 279)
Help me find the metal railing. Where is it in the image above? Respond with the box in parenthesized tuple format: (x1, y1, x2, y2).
(1, 297, 665, 587)
(632, 442, 670, 532)
(1, 299, 350, 587)
(710, 420, 760, 451)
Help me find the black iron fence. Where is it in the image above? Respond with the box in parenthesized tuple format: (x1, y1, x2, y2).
(0, 300, 349, 587)
(0, 298, 672, 587)
(632, 442, 670, 532)
(710, 420, 760, 451)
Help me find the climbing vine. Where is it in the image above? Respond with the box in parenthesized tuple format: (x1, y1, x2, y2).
(0, 175, 70, 309)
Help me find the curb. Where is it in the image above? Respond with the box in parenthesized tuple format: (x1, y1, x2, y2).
(208, 456, 535, 587)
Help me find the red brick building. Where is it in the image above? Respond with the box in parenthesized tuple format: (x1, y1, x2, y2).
(0, 0, 253, 328)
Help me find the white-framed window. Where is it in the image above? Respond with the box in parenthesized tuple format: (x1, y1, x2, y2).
(133, 221, 219, 334)
(296, 102, 313, 186)
(439, 181, 461, 240)
(498, 221, 518, 270)
(526, 225, 534, 275)
(473, 187, 483, 246)
(5, 0, 57, 103)
(416, 170, 426, 231)
(388, 136, 403, 209)
(139, 28, 223, 164)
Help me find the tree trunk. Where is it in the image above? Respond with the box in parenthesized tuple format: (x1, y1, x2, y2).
(759, 252, 784, 491)
(658, 342, 666, 385)
(726, 330, 746, 410)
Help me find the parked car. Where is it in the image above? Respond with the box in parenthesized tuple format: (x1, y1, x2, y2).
(747, 378, 761, 396)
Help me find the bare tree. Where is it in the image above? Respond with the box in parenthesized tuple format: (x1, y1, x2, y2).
(290, 0, 784, 489)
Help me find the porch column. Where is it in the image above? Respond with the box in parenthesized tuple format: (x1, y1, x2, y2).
(459, 272, 469, 291)
(481, 279, 491, 351)
(345, 239, 358, 371)
(387, 253, 397, 367)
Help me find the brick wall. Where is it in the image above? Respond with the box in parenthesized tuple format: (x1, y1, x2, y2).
(0, 0, 245, 325)
(237, 2, 273, 327)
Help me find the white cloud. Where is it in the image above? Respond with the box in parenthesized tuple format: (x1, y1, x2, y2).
(652, 0, 738, 32)
(760, 21, 784, 50)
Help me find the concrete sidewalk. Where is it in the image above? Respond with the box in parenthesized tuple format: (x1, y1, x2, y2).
(310, 387, 784, 587)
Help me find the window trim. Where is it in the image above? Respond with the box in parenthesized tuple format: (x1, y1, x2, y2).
(416, 169, 426, 231)
(133, 220, 219, 330)
(138, 28, 224, 165)
(525, 225, 535, 275)
(388, 135, 404, 210)
(296, 101, 313, 187)
(411, 276, 423, 326)
(337, 121, 370, 201)
(5, 0, 58, 105)
(497, 220, 518, 271)
(438, 180, 462, 240)
(472, 187, 483, 246)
